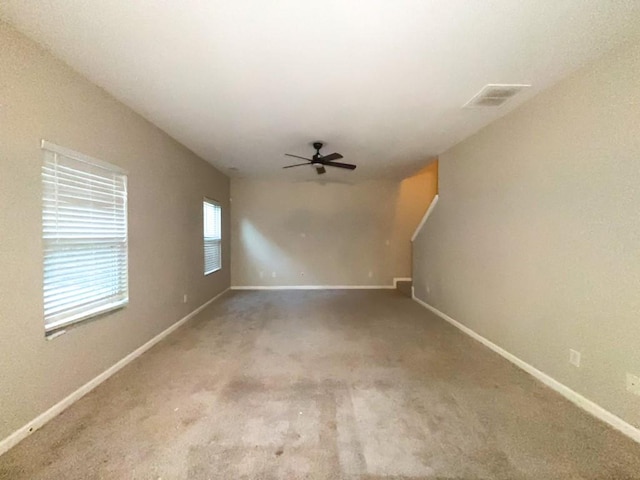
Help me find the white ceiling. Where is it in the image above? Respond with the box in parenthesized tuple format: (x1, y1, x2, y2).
(2, 1, 640, 180)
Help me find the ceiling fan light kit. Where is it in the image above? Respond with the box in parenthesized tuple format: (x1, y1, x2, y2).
(283, 142, 356, 175)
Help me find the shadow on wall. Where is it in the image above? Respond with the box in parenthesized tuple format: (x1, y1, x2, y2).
(234, 181, 401, 286)
(239, 221, 296, 281)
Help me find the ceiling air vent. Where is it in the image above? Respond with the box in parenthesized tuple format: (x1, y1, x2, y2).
(464, 84, 530, 108)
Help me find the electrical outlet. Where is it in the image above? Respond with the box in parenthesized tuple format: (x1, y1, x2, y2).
(182, 294, 188, 304)
(368, 271, 373, 278)
(626, 374, 640, 395)
(271, 272, 276, 278)
(569, 349, 581, 367)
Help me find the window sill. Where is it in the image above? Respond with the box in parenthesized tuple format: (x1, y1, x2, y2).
(205, 267, 222, 276)
(45, 300, 128, 338)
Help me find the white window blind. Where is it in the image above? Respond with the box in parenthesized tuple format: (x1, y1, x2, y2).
(203, 199, 222, 274)
(41, 141, 128, 332)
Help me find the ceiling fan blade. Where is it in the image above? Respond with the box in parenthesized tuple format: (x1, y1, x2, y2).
(285, 154, 312, 162)
(283, 163, 311, 169)
(325, 161, 356, 170)
(320, 153, 343, 162)
(315, 166, 326, 175)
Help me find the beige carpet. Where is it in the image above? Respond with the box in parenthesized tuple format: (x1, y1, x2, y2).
(1, 290, 639, 479)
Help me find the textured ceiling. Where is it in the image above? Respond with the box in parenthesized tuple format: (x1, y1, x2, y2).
(2, 1, 640, 180)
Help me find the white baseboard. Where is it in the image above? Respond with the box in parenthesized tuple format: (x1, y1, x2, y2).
(231, 285, 396, 290)
(0, 287, 230, 456)
(412, 293, 640, 444)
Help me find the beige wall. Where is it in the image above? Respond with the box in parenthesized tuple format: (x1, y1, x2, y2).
(231, 166, 437, 287)
(0, 22, 230, 441)
(413, 41, 640, 426)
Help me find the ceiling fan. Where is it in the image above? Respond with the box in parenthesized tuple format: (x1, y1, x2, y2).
(283, 142, 356, 175)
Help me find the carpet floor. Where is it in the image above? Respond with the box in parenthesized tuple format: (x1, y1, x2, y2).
(1, 290, 640, 479)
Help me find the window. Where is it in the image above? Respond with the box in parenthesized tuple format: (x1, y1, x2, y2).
(41, 141, 128, 333)
(203, 199, 222, 274)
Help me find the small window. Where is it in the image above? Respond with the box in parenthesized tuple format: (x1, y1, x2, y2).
(41, 141, 128, 333)
(203, 199, 222, 275)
